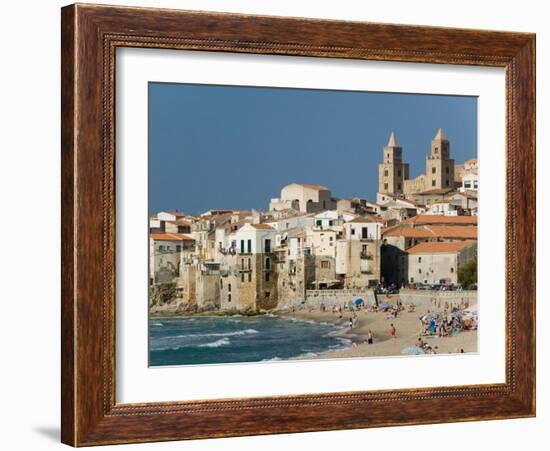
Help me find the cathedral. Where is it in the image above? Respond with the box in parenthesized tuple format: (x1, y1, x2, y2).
(378, 129, 455, 198)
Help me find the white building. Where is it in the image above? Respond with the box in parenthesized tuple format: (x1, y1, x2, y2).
(344, 216, 383, 241)
(460, 172, 479, 192)
(231, 223, 277, 254)
(426, 201, 460, 216)
(266, 213, 314, 232)
(313, 210, 356, 230)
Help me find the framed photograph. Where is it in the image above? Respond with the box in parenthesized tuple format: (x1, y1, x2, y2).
(61, 3, 536, 446)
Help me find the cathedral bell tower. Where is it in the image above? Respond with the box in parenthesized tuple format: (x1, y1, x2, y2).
(425, 128, 454, 190)
(378, 132, 409, 196)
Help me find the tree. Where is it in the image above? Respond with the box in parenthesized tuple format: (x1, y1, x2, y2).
(458, 258, 477, 289)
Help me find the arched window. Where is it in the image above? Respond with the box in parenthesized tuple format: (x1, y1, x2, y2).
(228, 283, 232, 292)
(228, 294, 232, 303)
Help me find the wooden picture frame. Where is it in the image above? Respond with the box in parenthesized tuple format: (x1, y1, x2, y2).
(61, 3, 535, 446)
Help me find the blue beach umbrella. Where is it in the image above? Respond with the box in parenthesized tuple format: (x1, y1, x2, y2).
(401, 347, 426, 355)
(355, 298, 364, 306)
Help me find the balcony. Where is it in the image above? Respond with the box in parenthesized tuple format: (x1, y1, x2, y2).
(360, 252, 374, 260)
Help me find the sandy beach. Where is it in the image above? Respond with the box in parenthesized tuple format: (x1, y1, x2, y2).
(279, 306, 477, 359)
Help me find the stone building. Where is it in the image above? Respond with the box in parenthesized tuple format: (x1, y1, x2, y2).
(406, 240, 477, 285)
(378, 129, 459, 200)
(381, 223, 477, 286)
(336, 216, 383, 288)
(149, 232, 195, 284)
(378, 132, 409, 196)
(269, 183, 337, 213)
(218, 223, 279, 312)
(403, 129, 455, 195)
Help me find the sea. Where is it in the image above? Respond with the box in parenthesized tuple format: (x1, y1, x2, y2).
(149, 315, 352, 366)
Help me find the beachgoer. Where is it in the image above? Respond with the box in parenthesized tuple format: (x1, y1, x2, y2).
(349, 317, 353, 328)
(389, 323, 397, 341)
(367, 330, 374, 344)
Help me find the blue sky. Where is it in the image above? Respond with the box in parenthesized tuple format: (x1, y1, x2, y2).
(149, 82, 477, 215)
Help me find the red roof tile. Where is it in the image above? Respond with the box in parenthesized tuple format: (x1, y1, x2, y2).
(407, 240, 476, 254)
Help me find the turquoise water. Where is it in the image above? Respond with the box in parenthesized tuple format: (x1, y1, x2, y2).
(149, 315, 351, 366)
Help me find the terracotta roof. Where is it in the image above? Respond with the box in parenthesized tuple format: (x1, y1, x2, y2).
(250, 223, 275, 230)
(402, 215, 478, 226)
(349, 215, 384, 224)
(384, 225, 477, 239)
(150, 233, 195, 241)
(295, 183, 329, 191)
(407, 240, 476, 254)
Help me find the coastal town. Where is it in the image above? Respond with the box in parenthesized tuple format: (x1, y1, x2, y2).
(149, 129, 478, 320)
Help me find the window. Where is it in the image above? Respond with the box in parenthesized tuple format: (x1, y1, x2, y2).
(321, 261, 330, 269)
(241, 273, 245, 282)
(265, 292, 270, 299)
(384, 183, 388, 191)
(432, 167, 436, 174)
(445, 179, 449, 187)
(329, 220, 333, 226)
(265, 272, 270, 282)
(445, 167, 450, 174)
(418, 257, 422, 263)
(241, 259, 245, 270)
(397, 183, 402, 191)
(432, 180, 436, 187)
(450, 267, 454, 273)
(264, 239, 271, 253)
(316, 220, 322, 226)
(265, 257, 271, 270)
(247, 239, 252, 253)
(398, 169, 402, 176)
(159, 245, 165, 252)
(351, 228, 355, 235)
(248, 272, 252, 282)
(408, 239, 412, 247)
(464, 182, 472, 188)
(384, 169, 388, 176)
(434, 146, 439, 153)
(418, 268, 422, 274)
(410, 277, 414, 283)
(248, 258, 251, 270)
(240, 240, 245, 253)
(329, 236, 333, 241)
(220, 279, 223, 288)
(228, 294, 231, 303)
(176, 245, 181, 252)
(387, 153, 390, 159)
(228, 283, 232, 292)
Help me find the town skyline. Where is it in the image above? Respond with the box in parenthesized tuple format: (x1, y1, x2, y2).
(149, 82, 477, 215)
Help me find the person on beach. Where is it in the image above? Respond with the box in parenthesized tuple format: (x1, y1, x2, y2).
(389, 323, 397, 341)
(349, 317, 353, 329)
(367, 330, 374, 344)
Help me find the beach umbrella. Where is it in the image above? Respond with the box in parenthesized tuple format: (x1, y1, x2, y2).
(401, 347, 426, 355)
(355, 298, 364, 306)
